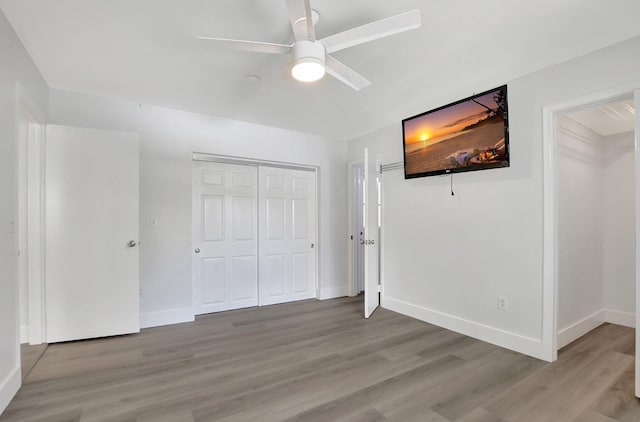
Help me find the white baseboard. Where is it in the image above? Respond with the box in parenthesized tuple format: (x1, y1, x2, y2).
(605, 309, 635, 328)
(382, 296, 544, 360)
(140, 307, 195, 329)
(0, 366, 21, 415)
(557, 308, 636, 349)
(557, 310, 606, 349)
(317, 286, 349, 300)
(20, 326, 28, 344)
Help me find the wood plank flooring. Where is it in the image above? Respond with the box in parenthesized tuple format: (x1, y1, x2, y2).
(20, 343, 47, 381)
(1, 296, 639, 421)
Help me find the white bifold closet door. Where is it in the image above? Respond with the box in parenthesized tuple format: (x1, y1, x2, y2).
(192, 162, 259, 314)
(46, 125, 140, 343)
(193, 161, 317, 313)
(259, 167, 317, 305)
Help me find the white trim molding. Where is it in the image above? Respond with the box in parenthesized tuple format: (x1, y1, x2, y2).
(140, 307, 195, 329)
(382, 296, 545, 360)
(557, 310, 606, 349)
(634, 88, 640, 398)
(557, 116, 635, 166)
(318, 286, 349, 300)
(557, 308, 636, 349)
(605, 309, 636, 328)
(0, 366, 21, 415)
(20, 325, 29, 344)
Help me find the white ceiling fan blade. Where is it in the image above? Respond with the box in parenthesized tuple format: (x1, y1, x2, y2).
(325, 55, 371, 91)
(196, 36, 292, 55)
(285, 0, 316, 41)
(320, 9, 421, 54)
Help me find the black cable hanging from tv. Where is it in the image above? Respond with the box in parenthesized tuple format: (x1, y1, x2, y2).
(450, 174, 455, 196)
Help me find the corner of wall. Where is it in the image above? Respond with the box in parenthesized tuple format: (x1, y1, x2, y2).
(557, 310, 606, 349)
(0, 366, 21, 416)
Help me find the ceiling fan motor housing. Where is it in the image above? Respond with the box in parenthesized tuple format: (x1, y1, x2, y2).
(291, 40, 326, 82)
(292, 40, 326, 67)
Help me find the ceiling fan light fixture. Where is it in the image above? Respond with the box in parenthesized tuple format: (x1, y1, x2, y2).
(292, 57, 325, 82)
(291, 40, 326, 83)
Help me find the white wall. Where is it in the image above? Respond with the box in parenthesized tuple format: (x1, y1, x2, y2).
(48, 89, 349, 327)
(603, 132, 636, 317)
(556, 118, 605, 333)
(0, 9, 49, 414)
(348, 36, 640, 360)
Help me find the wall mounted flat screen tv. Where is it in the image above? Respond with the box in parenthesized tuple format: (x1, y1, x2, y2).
(402, 85, 509, 179)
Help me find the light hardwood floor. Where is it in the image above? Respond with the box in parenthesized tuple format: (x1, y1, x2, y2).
(20, 343, 47, 381)
(2, 296, 639, 421)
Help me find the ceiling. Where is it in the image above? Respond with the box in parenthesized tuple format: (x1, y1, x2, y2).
(2, 1, 640, 141)
(567, 99, 635, 137)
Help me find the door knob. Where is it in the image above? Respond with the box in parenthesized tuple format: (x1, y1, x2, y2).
(128, 240, 137, 247)
(194, 248, 201, 254)
(310, 243, 315, 249)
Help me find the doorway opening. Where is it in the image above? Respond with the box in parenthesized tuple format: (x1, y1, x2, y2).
(556, 97, 636, 352)
(543, 84, 640, 397)
(349, 162, 365, 296)
(15, 85, 47, 377)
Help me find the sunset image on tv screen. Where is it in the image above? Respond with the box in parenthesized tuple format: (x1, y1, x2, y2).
(402, 86, 509, 178)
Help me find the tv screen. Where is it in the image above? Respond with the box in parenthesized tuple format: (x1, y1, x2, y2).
(402, 85, 509, 179)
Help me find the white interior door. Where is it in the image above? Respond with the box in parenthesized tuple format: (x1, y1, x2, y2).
(634, 88, 640, 398)
(259, 167, 317, 306)
(45, 125, 139, 343)
(364, 148, 380, 318)
(192, 161, 258, 314)
(355, 164, 366, 294)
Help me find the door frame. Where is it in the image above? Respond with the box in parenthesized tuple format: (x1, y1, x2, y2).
(542, 83, 640, 391)
(15, 83, 47, 346)
(347, 160, 364, 297)
(192, 153, 320, 304)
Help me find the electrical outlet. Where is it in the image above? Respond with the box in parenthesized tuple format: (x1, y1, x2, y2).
(498, 296, 508, 310)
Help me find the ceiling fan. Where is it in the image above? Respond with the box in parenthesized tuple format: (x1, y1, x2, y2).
(197, 0, 421, 91)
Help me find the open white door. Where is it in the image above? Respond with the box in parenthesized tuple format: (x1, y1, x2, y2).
(364, 148, 380, 318)
(635, 88, 640, 398)
(46, 125, 140, 343)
